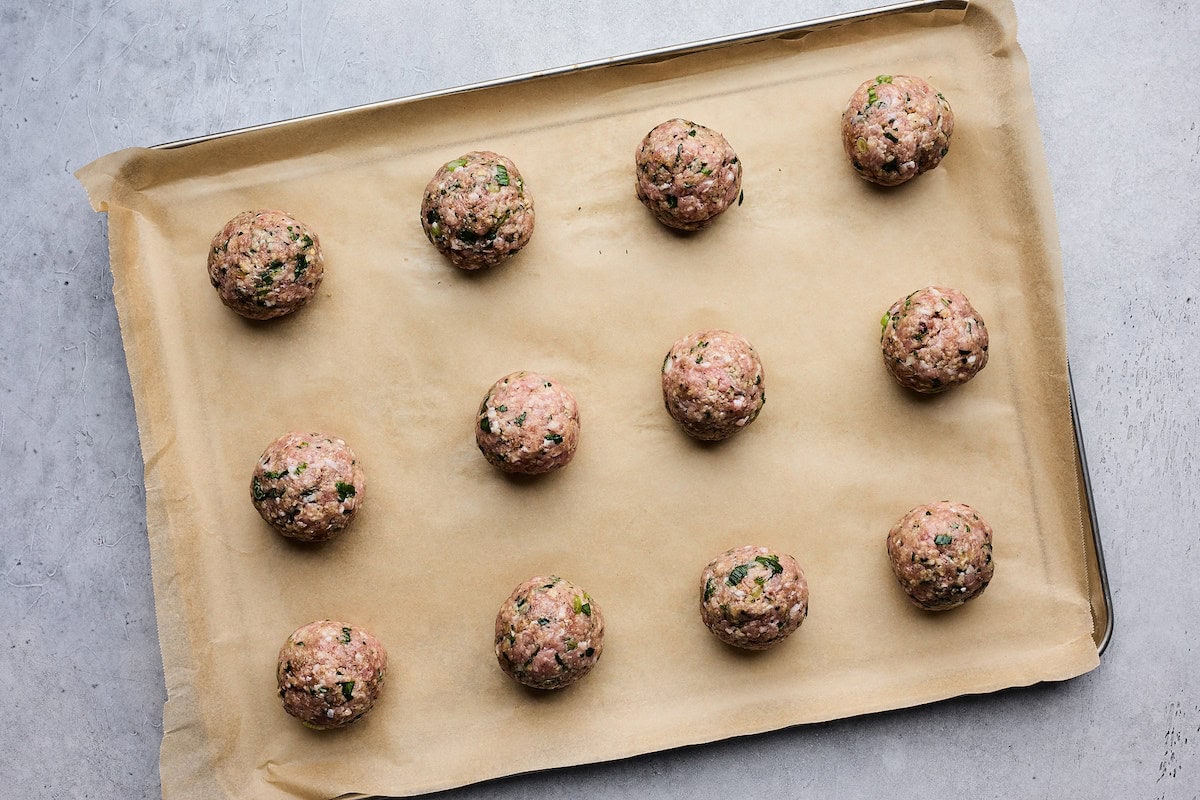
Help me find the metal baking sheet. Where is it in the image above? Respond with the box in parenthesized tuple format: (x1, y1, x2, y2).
(77, 1, 1109, 797)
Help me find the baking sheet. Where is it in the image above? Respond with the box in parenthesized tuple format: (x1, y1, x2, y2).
(76, 1, 1100, 797)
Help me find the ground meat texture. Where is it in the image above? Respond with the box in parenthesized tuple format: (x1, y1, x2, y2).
(841, 75, 954, 186)
(420, 151, 534, 270)
(476, 372, 580, 475)
(207, 209, 324, 319)
(635, 119, 743, 230)
(881, 286, 988, 393)
(277, 620, 387, 729)
(661, 329, 765, 441)
(250, 431, 365, 542)
(699, 545, 809, 650)
(886, 501, 995, 611)
(494, 576, 604, 690)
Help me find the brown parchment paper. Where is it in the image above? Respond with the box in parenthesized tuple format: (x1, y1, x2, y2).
(77, 1, 1099, 797)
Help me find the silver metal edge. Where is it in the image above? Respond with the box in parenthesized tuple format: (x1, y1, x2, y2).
(150, 0, 968, 150)
(1069, 364, 1114, 656)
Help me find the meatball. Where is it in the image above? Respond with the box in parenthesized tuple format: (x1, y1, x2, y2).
(476, 372, 580, 475)
(661, 329, 765, 441)
(207, 209, 324, 319)
(841, 74, 954, 186)
(886, 501, 995, 610)
(494, 576, 604, 690)
(276, 620, 388, 729)
(880, 286, 989, 393)
(699, 545, 809, 650)
(250, 431, 365, 542)
(420, 151, 535, 270)
(635, 118, 743, 230)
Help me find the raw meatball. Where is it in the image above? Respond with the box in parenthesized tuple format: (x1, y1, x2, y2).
(635, 118, 743, 230)
(420, 151, 535, 270)
(207, 209, 324, 319)
(661, 329, 765, 441)
(494, 576, 604, 690)
(886, 501, 995, 610)
(699, 545, 809, 650)
(476, 372, 580, 475)
(250, 431, 365, 542)
(881, 286, 989, 393)
(276, 620, 388, 729)
(841, 74, 954, 186)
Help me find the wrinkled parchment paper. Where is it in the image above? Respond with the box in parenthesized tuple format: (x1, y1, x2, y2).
(77, 1, 1099, 797)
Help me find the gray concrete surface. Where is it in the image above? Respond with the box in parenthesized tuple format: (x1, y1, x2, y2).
(1, 1, 1196, 797)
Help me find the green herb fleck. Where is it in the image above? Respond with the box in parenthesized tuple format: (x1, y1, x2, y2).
(294, 253, 308, 279)
(942, 297, 952, 307)
(884, 131, 899, 144)
(263, 469, 288, 480)
(446, 157, 468, 171)
(695, 353, 704, 364)
(876, 74, 893, 84)
(494, 164, 510, 186)
(480, 417, 492, 433)
(867, 86, 878, 105)
(666, 194, 678, 209)
(341, 627, 352, 643)
(554, 653, 567, 668)
(726, 564, 750, 586)
(251, 479, 282, 502)
(754, 554, 783, 576)
(497, 405, 507, 412)
(296, 462, 307, 474)
(703, 578, 716, 602)
(294, 641, 304, 647)
(335, 482, 356, 501)
(565, 638, 577, 651)
(934, 534, 953, 546)
(573, 596, 583, 614)
(339, 681, 355, 701)
(545, 432, 563, 445)
(688, 129, 697, 137)
(537, 617, 550, 626)
(459, 229, 478, 244)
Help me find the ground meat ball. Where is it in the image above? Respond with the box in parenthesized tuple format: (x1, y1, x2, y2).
(886, 501, 995, 611)
(841, 74, 954, 186)
(699, 545, 809, 650)
(881, 286, 989, 393)
(420, 151, 535, 270)
(661, 329, 765, 441)
(476, 372, 580, 475)
(635, 119, 743, 230)
(277, 620, 388, 729)
(207, 209, 324, 319)
(250, 431, 365, 542)
(494, 576, 604, 690)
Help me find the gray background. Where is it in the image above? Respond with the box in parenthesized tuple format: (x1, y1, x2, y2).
(1, 0, 1195, 797)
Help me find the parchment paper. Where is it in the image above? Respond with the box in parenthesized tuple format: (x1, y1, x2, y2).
(77, 1, 1099, 797)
